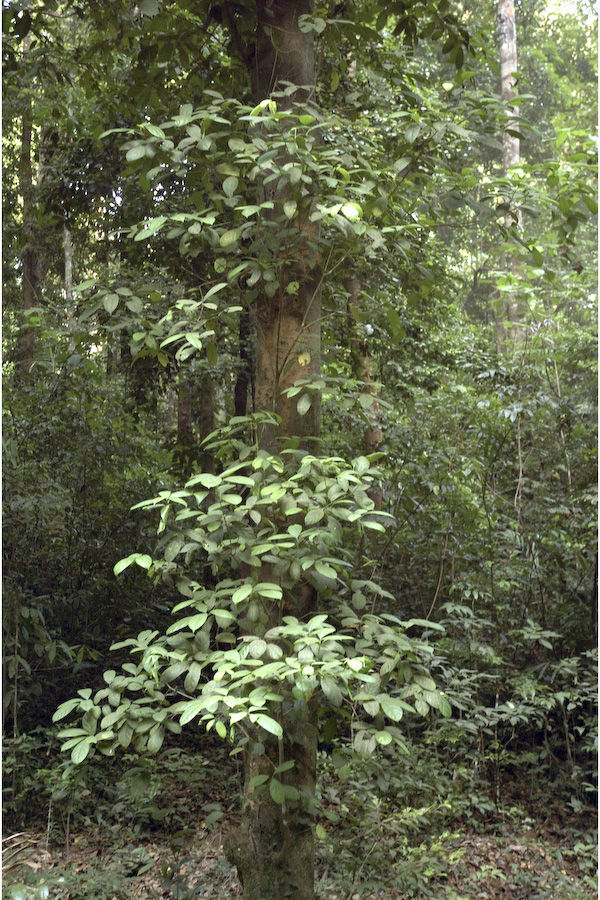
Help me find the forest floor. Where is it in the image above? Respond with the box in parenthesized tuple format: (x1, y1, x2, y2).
(4, 744, 597, 899)
(4, 815, 597, 900)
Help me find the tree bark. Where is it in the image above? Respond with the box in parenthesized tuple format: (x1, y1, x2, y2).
(498, 0, 519, 175)
(234, 307, 253, 417)
(19, 102, 37, 377)
(177, 372, 193, 453)
(197, 370, 215, 472)
(346, 276, 382, 453)
(224, 4, 320, 897)
(347, 273, 383, 506)
(496, 0, 524, 344)
(251, 0, 321, 454)
(63, 224, 78, 346)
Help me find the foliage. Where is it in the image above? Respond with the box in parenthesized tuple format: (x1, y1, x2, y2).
(54, 415, 451, 802)
(1, 0, 597, 895)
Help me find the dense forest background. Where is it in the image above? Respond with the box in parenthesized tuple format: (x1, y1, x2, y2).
(2, 0, 597, 897)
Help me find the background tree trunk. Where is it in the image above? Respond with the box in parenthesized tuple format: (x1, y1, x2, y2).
(234, 307, 253, 417)
(346, 276, 382, 453)
(19, 102, 37, 378)
(496, 0, 524, 344)
(498, 0, 519, 175)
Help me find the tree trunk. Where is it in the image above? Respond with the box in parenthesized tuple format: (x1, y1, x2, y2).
(234, 307, 253, 417)
(224, 4, 320, 897)
(177, 372, 193, 454)
(19, 103, 37, 377)
(347, 273, 383, 506)
(498, 0, 519, 175)
(496, 0, 524, 344)
(175, 366, 215, 473)
(197, 370, 215, 473)
(64, 225, 73, 300)
(251, 0, 321, 454)
(63, 224, 78, 346)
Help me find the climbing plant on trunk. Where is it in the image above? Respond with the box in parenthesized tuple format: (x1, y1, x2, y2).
(221, 5, 322, 895)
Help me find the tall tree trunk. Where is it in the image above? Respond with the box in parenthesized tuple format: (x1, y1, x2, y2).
(197, 371, 215, 473)
(498, 0, 519, 176)
(347, 273, 383, 506)
(176, 367, 215, 474)
(347, 276, 382, 452)
(251, 0, 321, 454)
(19, 102, 37, 377)
(63, 224, 78, 347)
(63, 225, 73, 301)
(496, 0, 524, 344)
(224, 4, 320, 897)
(177, 372, 193, 457)
(234, 307, 253, 417)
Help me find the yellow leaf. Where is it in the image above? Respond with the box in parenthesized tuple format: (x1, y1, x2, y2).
(298, 352, 311, 366)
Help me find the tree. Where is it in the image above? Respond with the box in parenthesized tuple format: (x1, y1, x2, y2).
(52, 3, 469, 897)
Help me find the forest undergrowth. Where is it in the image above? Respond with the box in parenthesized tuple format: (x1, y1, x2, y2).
(4, 734, 596, 900)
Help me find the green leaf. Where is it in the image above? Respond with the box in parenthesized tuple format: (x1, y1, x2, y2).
(354, 456, 370, 475)
(215, 720, 227, 739)
(126, 297, 143, 313)
(223, 175, 239, 198)
(219, 228, 241, 248)
(52, 699, 81, 722)
(305, 507, 324, 526)
(415, 698, 429, 717)
(380, 697, 405, 722)
(71, 739, 91, 764)
(392, 157, 411, 173)
(254, 714, 283, 737)
(138, 0, 159, 15)
(114, 553, 152, 576)
(103, 294, 119, 314)
(315, 560, 337, 579)
(179, 699, 205, 726)
(232, 584, 253, 604)
(135, 216, 168, 241)
(126, 144, 148, 162)
(269, 777, 286, 804)
(188, 473, 221, 488)
(203, 282, 228, 301)
(142, 122, 165, 138)
(248, 638, 267, 658)
(283, 200, 297, 219)
(147, 726, 164, 753)
(283, 784, 300, 801)
(297, 394, 312, 416)
(438, 695, 452, 718)
(256, 583, 283, 600)
(386, 306, 405, 340)
(414, 674, 436, 691)
(249, 774, 269, 788)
